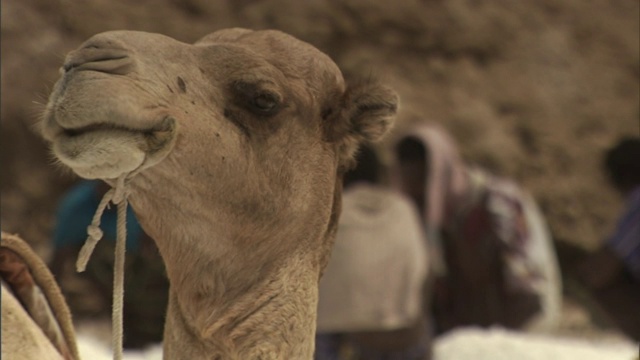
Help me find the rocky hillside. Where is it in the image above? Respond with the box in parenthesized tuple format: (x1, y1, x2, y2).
(2, 0, 638, 254)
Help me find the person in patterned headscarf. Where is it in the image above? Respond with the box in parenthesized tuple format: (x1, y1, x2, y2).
(392, 123, 561, 334)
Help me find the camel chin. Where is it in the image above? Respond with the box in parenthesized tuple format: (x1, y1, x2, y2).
(52, 129, 146, 179)
(53, 127, 174, 180)
(50, 114, 177, 180)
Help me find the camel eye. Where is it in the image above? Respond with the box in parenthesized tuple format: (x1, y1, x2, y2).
(251, 93, 279, 114)
(231, 80, 282, 117)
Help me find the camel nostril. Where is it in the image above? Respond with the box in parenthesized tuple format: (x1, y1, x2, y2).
(63, 47, 134, 75)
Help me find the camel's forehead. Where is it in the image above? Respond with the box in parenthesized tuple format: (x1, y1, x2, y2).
(196, 29, 345, 92)
(197, 29, 333, 68)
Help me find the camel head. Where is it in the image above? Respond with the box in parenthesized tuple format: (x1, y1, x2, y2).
(42, 28, 397, 356)
(43, 26, 397, 262)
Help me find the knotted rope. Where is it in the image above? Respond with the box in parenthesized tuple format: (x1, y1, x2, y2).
(76, 173, 128, 360)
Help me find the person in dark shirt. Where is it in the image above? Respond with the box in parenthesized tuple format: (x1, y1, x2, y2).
(574, 137, 640, 341)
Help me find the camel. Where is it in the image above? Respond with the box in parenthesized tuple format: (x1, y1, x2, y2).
(41, 28, 398, 359)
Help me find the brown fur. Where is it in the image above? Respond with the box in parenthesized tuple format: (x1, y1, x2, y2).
(42, 28, 397, 359)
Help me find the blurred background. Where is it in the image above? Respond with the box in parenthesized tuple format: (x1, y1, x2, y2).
(1, 0, 639, 356)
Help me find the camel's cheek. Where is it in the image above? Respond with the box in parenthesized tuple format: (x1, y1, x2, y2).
(53, 130, 146, 179)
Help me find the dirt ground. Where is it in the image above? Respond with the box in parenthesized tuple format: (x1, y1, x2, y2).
(1, 0, 639, 343)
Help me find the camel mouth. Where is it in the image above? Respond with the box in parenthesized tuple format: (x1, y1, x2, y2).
(59, 116, 175, 142)
(53, 115, 177, 157)
(50, 116, 177, 179)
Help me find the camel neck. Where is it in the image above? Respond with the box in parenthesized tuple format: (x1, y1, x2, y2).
(128, 177, 335, 359)
(161, 249, 319, 359)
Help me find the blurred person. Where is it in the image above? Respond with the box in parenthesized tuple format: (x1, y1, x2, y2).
(392, 124, 561, 334)
(573, 137, 640, 340)
(50, 180, 168, 348)
(315, 146, 431, 360)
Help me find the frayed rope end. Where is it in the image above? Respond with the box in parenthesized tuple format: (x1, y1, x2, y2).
(76, 227, 102, 272)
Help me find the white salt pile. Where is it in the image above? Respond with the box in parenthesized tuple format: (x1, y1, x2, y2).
(434, 327, 638, 360)
(76, 326, 639, 360)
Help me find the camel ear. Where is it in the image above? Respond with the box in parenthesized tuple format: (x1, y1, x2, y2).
(331, 79, 398, 169)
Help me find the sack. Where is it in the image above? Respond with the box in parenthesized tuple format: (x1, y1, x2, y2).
(1, 232, 79, 360)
